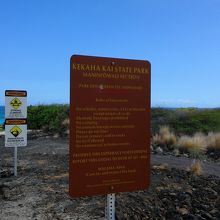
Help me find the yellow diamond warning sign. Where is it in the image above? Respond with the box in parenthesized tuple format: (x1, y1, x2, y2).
(5, 119, 27, 147)
(10, 126, 22, 137)
(10, 98, 22, 110)
(5, 90, 27, 118)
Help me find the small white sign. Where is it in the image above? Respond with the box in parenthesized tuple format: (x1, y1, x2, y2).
(5, 119, 27, 147)
(5, 90, 27, 118)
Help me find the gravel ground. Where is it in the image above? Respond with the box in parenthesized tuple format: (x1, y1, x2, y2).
(0, 135, 220, 220)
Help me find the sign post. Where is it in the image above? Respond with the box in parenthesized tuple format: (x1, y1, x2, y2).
(5, 90, 27, 176)
(105, 193, 115, 220)
(14, 146, 17, 177)
(69, 55, 151, 216)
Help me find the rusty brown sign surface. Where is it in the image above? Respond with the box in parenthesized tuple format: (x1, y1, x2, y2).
(69, 55, 151, 197)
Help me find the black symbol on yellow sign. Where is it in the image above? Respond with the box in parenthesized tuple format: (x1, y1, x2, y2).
(10, 98, 22, 110)
(10, 126, 22, 137)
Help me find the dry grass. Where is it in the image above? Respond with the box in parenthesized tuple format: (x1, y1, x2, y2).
(152, 125, 220, 159)
(62, 118, 69, 128)
(176, 131, 220, 155)
(36, 160, 47, 166)
(190, 160, 202, 175)
(152, 164, 169, 170)
(152, 126, 177, 147)
(207, 132, 220, 150)
(176, 132, 207, 155)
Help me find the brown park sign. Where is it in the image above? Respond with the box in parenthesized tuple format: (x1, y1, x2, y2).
(69, 55, 151, 197)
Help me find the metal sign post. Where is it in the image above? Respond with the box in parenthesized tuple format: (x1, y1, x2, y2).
(5, 119, 27, 177)
(14, 146, 17, 176)
(105, 193, 115, 220)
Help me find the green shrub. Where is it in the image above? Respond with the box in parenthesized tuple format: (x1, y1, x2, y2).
(28, 104, 69, 135)
(151, 108, 176, 133)
(151, 108, 220, 135)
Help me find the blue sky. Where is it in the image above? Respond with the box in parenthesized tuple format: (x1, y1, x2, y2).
(0, 0, 220, 107)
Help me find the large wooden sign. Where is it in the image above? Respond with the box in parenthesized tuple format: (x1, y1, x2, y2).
(69, 55, 151, 197)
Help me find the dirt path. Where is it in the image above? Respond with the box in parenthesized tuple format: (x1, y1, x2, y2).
(151, 154, 220, 177)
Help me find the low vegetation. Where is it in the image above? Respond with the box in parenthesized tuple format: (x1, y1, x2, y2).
(28, 104, 69, 135)
(152, 126, 177, 150)
(176, 132, 207, 158)
(207, 132, 220, 150)
(152, 125, 220, 160)
(206, 132, 220, 159)
(152, 108, 220, 135)
(189, 160, 202, 176)
(151, 108, 220, 160)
